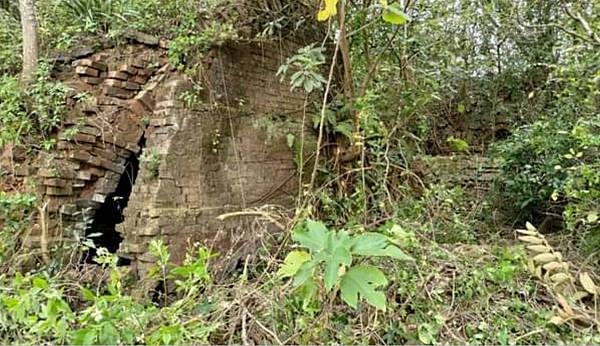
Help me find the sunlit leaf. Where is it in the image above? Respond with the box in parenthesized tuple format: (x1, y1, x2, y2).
(317, 0, 338, 21)
(278, 250, 311, 278)
(382, 3, 409, 25)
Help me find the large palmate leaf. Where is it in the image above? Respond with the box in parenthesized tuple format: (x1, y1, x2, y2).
(292, 220, 329, 252)
(322, 231, 353, 291)
(340, 265, 388, 310)
(351, 233, 414, 261)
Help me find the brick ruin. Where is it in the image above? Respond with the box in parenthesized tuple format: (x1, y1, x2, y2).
(24, 38, 314, 280)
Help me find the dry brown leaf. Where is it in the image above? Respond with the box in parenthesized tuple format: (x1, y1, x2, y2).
(556, 294, 574, 316)
(527, 245, 551, 253)
(533, 253, 557, 264)
(518, 236, 544, 245)
(550, 273, 571, 284)
(543, 261, 566, 272)
(579, 272, 598, 295)
(572, 291, 589, 301)
(549, 315, 566, 325)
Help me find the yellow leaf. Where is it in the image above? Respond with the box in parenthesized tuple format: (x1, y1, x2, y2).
(518, 236, 544, 245)
(532, 253, 556, 264)
(525, 221, 537, 232)
(579, 272, 598, 295)
(317, 0, 338, 21)
(526, 245, 551, 253)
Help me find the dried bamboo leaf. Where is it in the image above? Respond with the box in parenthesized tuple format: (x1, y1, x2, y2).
(518, 236, 544, 245)
(516, 229, 538, 236)
(543, 261, 563, 271)
(554, 252, 563, 261)
(527, 245, 551, 253)
(579, 272, 598, 295)
(533, 253, 556, 264)
(572, 291, 589, 301)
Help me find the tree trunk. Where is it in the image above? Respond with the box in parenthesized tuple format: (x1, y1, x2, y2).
(19, 0, 38, 82)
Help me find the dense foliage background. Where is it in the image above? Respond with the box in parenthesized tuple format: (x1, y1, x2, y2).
(0, 0, 598, 344)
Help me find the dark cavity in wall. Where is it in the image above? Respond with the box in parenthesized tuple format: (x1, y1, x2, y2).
(84, 148, 141, 265)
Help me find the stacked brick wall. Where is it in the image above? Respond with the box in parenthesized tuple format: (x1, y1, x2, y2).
(118, 40, 314, 281)
(25, 36, 315, 284)
(26, 46, 166, 248)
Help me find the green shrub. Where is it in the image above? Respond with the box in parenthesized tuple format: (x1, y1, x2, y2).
(0, 9, 21, 75)
(0, 62, 70, 148)
(494, 117, 599, 244)
(0, 192, 36, 262)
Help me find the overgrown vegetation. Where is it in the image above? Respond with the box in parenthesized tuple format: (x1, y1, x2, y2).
(1, 0, 599, 344)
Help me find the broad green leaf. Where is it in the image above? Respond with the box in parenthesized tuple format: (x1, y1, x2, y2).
(323, 242, 352, 291)
(382, 3, 409, 25)
(293, 260, 317, 287)
(70, 328, 96, 345)
(278, 250, 311, 278)
(80, 287, 96, 301)
(317, 0, 338, 21)
(99, 322, 119, 345)
(351, 233, 414, 261)
(340, 265, 388, 311)
(32, 276, 48, 289)
(297, 277, 318, 311)
(292, 220, 329, 252)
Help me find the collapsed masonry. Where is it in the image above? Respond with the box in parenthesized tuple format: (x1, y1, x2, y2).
(28, 38, 314, 279)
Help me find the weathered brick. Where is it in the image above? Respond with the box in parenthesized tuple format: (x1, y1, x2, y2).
(128, 99, 150, 116)
(75, 66, 99, 77)
(81, 77, 100, 85)
(130, 57, 148, 68)
(73, 132, 97, 143)
(131, 75, 148, 84)
(43, 178, 68, 187)
(68, 150, 91, 162)
(107, 71, 129, 80)
(104, 86, 134, 99)
(118, 63, 137, 75)
(47, 185, 73, 196)
(100, 158, 124, 173)
(74, 58, 107, 71)
(104, 79, 125, 88)
(76, 170, 92, 180)
(134, 90, 155, 110)
(123, 81, 140, 90)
